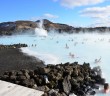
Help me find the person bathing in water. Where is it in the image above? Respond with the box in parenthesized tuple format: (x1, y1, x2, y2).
(69, 52, 75, 58)
(94, 56, 101, 63)
(65, 43, 69, 49)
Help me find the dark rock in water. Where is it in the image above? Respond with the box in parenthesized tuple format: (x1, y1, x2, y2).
(92, 84, 99, 89)
(100, 78, 106, 85)
(90, 91, 96, 95)
(86, 89, 96, 95)
(85, 86, 94, 94)
(85, 86, 91, 91)
(92, 66, 102, 76)
(77, 89, 86, 96)
(94, 75, 105, 85)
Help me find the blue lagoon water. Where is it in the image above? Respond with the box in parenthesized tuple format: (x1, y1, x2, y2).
(0, 32, 110, 96)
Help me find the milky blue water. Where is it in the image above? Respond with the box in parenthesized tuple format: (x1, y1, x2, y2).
(0, 32, 110, 96)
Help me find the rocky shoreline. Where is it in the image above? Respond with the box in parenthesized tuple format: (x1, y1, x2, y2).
(0, 62, 106, 96)
(0, 44, 45, 75)
(0, 43, 28, 49)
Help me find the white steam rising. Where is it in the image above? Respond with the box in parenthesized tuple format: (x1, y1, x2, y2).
(35, 20, 48, 37)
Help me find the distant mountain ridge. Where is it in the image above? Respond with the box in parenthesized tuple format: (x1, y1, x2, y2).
(42, 19, 110, 33)
(0, 21, 37, 35)
(0, 19, 110, 35)
(41, 19, 73, 32)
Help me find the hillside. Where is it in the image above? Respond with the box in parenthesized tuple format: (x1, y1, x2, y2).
(0, 19, 110, 35)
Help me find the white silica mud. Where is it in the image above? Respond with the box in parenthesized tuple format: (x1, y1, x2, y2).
(0, 28, 110, 95)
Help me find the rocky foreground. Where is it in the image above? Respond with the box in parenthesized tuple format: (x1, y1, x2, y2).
(0, 62, 106, 96)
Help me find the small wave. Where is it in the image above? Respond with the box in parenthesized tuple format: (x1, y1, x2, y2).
(20, 47, 59, 65)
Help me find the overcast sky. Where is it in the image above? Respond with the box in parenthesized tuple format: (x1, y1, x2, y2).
(0, 0, 110, 27)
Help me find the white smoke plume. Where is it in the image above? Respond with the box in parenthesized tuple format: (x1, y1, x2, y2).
(35, 19, 48, 37)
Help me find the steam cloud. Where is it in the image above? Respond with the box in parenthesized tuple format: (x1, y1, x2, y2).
(35, 19, 48, 37)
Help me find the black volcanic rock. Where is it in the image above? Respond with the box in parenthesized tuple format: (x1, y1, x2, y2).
(0, 62, 106, 96)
